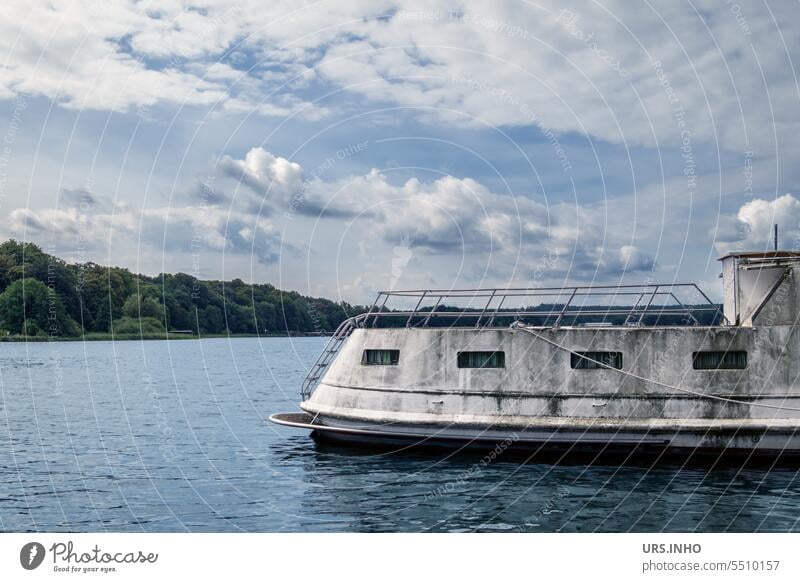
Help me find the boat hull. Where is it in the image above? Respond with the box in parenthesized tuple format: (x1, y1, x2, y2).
(269, 411, 800, 463)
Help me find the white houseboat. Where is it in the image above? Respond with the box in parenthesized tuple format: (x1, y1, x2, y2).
(271, 251, 800, 460)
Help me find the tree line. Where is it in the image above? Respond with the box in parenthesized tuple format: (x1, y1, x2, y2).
(0, 240, 367, 338)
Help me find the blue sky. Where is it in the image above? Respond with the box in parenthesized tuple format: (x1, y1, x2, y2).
(1, 0, 799, 303)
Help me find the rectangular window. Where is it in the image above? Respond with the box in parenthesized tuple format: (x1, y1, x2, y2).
(692, 351, 747, 370)
(457, 351, 505, 369)
(570, 351, 623, 370)
(361, 349, 400, 366)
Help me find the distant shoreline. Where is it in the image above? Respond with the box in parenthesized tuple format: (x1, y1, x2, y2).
(0, 332, 332, 342)
(0, 240, 365, 340)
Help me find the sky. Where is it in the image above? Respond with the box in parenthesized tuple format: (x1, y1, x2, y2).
(1, 0, 799, 304)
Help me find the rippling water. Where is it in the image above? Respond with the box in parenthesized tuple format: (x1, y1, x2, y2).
(1, 337, 800, 532)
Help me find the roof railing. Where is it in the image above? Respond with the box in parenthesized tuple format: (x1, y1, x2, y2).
(359, 282, 724, 329)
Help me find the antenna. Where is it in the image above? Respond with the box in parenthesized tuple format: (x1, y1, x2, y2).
(774, 223, 779, 251)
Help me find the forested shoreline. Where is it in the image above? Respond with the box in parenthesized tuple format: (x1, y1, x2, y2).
(0, 240, 367, 339)
(0, 239, 722, 341)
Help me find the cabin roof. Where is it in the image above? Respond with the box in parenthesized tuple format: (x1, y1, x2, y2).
(718, 250, 800, 261)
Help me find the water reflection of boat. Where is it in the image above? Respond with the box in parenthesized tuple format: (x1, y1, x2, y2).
(272, 251, 800, 461)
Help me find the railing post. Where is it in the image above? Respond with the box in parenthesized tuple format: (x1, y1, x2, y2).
(372, 293, 390, 327)
(363, 292, 381, 327)
(474, 290, 496, 328)
(623, 292, 644, 326)
(637, 285, 659, 326)
(693, 283, 724, 325)
(669, 292, 699, 326)
(486, 295, 507, 327)
(422, 296, 442, 327)
(406, 291, 428, 327)
(553, 288, 577, 328)
(693, 283, 716, 306)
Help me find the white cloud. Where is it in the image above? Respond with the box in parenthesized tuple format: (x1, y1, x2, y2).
(214, 147, 654, 278)
(1, 0, 797, 153)
(0, 2, 226, 111)
(0, 1, 329, 117)
(219, 147, 305, 209)
(715, 194, 800, 255)
(310, 0, 800, 152)
(8, 194, 284, 265)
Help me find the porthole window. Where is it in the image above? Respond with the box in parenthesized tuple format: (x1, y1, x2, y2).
(361, 349, 400, 366)
(692, 351, 747, 370)
(570, 351, 623, 370)
(457, 351, 505, 368)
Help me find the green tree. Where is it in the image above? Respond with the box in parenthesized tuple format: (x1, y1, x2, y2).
(76, 265, 134, 332)
(0, 253, 15, 292)
(199, 304, 224, 333)
(0, 278, 78, 336)
(122, 293, 165, 320)
(254, 301, 277, 332)
(0, 240, 80, 320)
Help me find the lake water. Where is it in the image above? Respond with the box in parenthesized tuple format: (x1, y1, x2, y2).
(1, 337, 800, 532)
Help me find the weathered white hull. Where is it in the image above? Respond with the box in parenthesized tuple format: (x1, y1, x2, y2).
(270, 410, 800, 460)
(270, 252, 800, 462)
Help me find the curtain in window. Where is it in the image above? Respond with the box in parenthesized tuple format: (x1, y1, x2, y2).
(362, 349, 400, 365)
(457, 351, 505, 368)
(693, 351, 747, 370)
(571, 351, 623, 370)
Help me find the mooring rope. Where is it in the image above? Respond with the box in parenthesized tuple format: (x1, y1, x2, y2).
(511, 322, 800, 413)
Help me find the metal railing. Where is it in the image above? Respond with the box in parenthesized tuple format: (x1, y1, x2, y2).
(299, 282, 724, 401)
(300, 314, 366, 401)
(361, 283, 722, 329)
